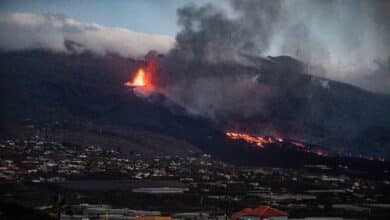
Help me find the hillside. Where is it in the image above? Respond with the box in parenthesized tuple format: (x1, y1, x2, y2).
(0, 50, 207, 155)
(1, 50, 389, 169)
(156, 54, 390, 158)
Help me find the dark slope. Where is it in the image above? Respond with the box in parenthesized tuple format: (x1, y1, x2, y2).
(0, 50, 211, 155)
(236, 56, 390, 157)
(156, 54, 390, 158)
(0, 50, 389, 173)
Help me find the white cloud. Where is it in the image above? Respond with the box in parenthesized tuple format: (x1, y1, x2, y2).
(0, 13, 175, 58)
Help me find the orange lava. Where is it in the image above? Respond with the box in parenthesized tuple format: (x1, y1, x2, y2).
(291, 141, 306, 148)
(127, 68, 146, 87)
(125, 67, 154, 90)
(225, 132, 277, 148)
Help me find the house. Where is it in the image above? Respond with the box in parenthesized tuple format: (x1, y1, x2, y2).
(232, 206, 288, 220)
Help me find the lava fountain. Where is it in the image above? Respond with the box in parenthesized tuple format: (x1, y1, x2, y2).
(126, 68, 146, 87)
(124, 66, 155, 92)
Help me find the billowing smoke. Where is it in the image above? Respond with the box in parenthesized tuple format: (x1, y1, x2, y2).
(0, 13, 175, 58)
(155, 0, 390, 138)
(173, 0, 282, 63)
(159, 62, 275, 120)
(356, 57, 390, 94)
(169, 0, 390, 93)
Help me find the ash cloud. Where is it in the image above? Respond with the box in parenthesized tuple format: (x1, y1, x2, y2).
(173, 0, 282, 63)
(356, 57, 390, 94)
(0, 13, 175, 58)
(170, 0, 390, 93)
(156, 0, 390, 127)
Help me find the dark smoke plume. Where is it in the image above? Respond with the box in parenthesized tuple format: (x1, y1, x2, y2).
(156, 0, 390, 152)
(173, 0, 282, 63)
(169, 0, 390, 93)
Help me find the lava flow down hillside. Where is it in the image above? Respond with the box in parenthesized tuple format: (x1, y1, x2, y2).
(118, 52, 390, 161)
(226, 131, 329, 157)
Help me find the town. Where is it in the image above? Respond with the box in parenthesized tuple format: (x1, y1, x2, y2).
(1, 137, 389, 219)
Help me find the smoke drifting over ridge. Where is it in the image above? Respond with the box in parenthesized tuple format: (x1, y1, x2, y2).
(154, 0, 390, 129)
(0, 13, 174, 58)
(172, 0, 390, 93)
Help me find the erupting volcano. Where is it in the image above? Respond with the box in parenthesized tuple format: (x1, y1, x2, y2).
(126, 68, 146, 87)
(124, 66, 155, 92)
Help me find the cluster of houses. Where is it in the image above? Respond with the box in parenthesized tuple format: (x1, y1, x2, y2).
(1, 137, 389, 219)
(0, 138, 232, 184)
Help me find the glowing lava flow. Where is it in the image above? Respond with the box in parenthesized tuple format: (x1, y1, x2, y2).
(226, 132, 331, 157)
(225, 132, 282, 148)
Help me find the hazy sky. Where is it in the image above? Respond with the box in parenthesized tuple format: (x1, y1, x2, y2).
(0, 0, 208, 36)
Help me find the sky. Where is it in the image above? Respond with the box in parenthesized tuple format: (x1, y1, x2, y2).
(0, 0, 204, 36)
